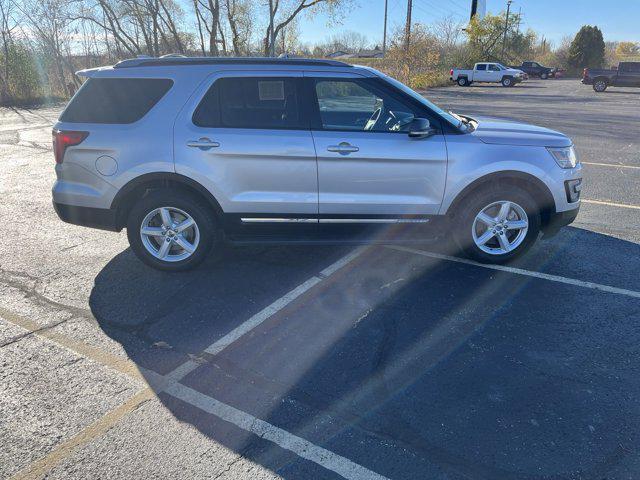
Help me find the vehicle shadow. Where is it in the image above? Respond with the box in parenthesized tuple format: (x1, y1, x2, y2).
(89, 227, 640, 479)
(602, 89, 640, 95)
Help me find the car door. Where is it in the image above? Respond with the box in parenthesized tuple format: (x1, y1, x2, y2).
(617, 63, 640, 86)
(474, 64, 491, 82)
(305, 73, 447, 218)
(174, 71, 318, 218)
(487, 63, 502, 81)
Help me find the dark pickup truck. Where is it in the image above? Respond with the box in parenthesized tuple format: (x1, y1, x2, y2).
(582, 62, 640, 92)
(509, 61, 555, 79)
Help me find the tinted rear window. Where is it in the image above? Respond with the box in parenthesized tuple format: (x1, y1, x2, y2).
(193, 77, 303, 129)
(60, 78, 173, 124)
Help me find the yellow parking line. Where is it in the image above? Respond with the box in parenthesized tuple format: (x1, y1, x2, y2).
(582, 161, 640, 170)
(582, 199, 640, 210)
(0, 306, 144, 381)
(10, 389, 154, 480)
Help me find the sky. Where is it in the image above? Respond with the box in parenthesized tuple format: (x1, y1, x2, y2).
(298, 0, 640, 48)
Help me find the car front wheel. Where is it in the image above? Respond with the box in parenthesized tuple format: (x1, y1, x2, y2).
(453, 186, 541, 264)
(126, 190, 218, 271)
(501, 76, 513, 87)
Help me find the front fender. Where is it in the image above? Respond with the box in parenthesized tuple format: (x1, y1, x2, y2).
(439, 137, 572, 215)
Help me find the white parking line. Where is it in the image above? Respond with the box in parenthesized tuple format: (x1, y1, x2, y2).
(167, 382, 389, 480)
(163, 247, 366, 382)
(583, 161, 640, 170)
(582, 199, 640, 211)
(203, 276, 322, 356)
(388, 245, 640, 300)
(6, 247, 374, 480)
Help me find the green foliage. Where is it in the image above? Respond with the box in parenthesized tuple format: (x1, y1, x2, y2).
(463, 12, 535, 65)
(568, 25, 605, 71)
(0, 43, 43, 104)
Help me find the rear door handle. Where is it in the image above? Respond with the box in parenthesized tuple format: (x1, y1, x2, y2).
(187, 138, 220, 150)
(327, 142, 359, 155)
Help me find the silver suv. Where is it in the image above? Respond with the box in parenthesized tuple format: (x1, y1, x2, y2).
(52, 57, 582, 271)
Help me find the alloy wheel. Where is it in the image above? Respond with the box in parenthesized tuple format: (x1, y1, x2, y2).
(139, 206, 200, 262)
(471, 200, 529, 255)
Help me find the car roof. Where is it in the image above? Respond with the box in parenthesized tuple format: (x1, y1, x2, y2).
(76, 56, 379, 79)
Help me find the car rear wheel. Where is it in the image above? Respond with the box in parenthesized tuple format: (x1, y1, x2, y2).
(453, 185, 541, 264)
(593, 79, 608, 92)
(457, 77, 469, 87)
(126, 190, 218, 271)
(501, 76, 513, 87)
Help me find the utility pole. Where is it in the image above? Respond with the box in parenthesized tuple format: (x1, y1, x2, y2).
(405, 0, 413, 51)
(501, 0, 512, 59)
(516, 7, 522, 31)
(382, 0, 388, 56)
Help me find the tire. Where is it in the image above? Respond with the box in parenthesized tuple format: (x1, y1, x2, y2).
(452, 185, 541, 264)
(126, 190, 218, 271)
(501, 76, 513, 87)
(457, 77, 469, 87)
(540, 72, 548, 80)
(593, 79, 608, 92)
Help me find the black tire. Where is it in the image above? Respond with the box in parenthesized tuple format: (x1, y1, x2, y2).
(593, 79, 608, 92)
(540, 72, 548, 80)
(452, 184, 541, 264)
(457, 77, 469, 87)
(501, 76, 514, 87)
(126, 190, 219, 271)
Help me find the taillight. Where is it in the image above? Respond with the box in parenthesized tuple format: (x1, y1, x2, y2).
(583, 68, 589, 78)
(52, 130, 88, 164)
(450, 69, 454, 76)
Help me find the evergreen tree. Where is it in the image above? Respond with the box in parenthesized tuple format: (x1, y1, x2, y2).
(568, 25, 605, 71)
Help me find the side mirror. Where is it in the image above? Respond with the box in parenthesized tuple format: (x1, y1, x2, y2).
(408, 118, 435, 139)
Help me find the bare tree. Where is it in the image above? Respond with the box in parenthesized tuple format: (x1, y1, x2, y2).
(223, 0, 253, 55)
(0, 0, 16, 101)
(430, 16, 463, 51)
(263, 0, 352, 57)
(192, 0, 223, 55)
(18, 0, 76, 96)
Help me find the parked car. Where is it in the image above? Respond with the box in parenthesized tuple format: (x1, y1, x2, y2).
(509, 61, 555, 79)
(52, 57, 581, 271)
(450, 63, 526, 87)
(582, 62, 640, 92)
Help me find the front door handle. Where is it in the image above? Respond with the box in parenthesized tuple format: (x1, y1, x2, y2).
(187, 137, 220, 150)
(327, 142, 359, 155)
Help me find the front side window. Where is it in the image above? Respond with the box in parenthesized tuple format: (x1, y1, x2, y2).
(313, 79, 416, 133)
(489, 64, 501, 71)
(193, 77, 302, 129)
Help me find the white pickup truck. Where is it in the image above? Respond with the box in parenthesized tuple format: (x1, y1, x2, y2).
(450, 62, 526, 87)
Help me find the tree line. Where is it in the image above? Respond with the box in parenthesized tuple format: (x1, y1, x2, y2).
(0, 0, 636, 105)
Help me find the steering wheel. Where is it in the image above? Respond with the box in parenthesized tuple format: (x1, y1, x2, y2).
(364, 106, 383, 131)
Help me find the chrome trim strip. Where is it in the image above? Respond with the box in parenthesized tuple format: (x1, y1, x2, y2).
(320, 218, 430, 224)
(240, 218, 430, 224)
(240, 218, 318, 223)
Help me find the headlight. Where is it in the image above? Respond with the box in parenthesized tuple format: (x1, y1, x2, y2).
(547, 146, 578, 169)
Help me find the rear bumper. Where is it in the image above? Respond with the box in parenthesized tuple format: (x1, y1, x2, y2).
(53, 202, 120, 232)
(581, 78, 593, 85)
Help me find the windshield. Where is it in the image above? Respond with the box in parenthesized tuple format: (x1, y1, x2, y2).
(496, 63, 508, 70)
(380, 73, 464, 130)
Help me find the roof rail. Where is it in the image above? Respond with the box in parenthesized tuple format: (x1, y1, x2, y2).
(113, 56, 352, 69)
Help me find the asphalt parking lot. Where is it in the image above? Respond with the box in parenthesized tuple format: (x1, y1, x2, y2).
(1, 78, 640, 480)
